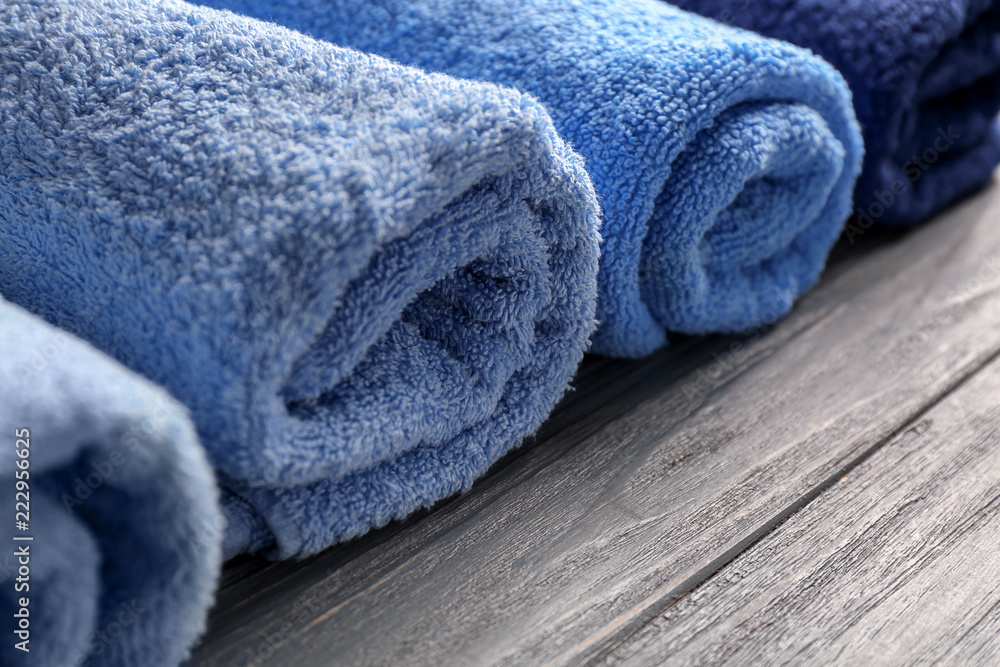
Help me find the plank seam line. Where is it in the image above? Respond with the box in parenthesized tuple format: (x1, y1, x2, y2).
(589, 342, 1000, 666)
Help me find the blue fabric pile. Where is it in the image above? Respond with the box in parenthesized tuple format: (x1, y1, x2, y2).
(196, 0, 865, 357)
(0, 0, 602, 562)
(0, 0, 600, 662)
(0, 299, 221, 667)
(0, 0, 995, 664)
(669, 0, 1000, 227)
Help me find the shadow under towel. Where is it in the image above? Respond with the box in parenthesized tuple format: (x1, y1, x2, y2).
(195, 0, 864, 357)
(0, 299, 221, 667)
(0, 0, 601, 559)
(669, 0, 1000, 227)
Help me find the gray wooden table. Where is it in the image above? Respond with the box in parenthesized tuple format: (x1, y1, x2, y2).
(190, 174, 1000, 666)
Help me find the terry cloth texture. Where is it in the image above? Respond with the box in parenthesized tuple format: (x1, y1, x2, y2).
(0, 299, 221, 667)
(0, 0, 602, 560)
(669, 0, 1000, 227)
(195, 0, 865, 357)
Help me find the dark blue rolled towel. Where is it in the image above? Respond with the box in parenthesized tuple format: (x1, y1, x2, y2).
(0, 299, 221, 667)
(0, 0, 601, 559)
(669, 0, 1000, 227)
(194, 0, 864, 357)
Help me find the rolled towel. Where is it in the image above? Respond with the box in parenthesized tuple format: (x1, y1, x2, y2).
(0, 0, 601, 559)
(0, 299, 221, 667)
(194, 0, 864, 357)
(669, 0, 1000, 227)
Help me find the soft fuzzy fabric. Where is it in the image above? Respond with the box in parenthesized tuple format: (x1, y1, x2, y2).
(0, 0, 601, 560)
(669, 0, 1000, 227)
(0, 299, 221, 667)
(195, 0, 864, 357)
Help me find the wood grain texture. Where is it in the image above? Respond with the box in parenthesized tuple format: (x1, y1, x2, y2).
(191, 176, 1000, 667)
(605, 355, 1000, 666)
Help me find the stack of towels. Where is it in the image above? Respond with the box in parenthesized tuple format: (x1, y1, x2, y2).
(0, 0, 996, 664)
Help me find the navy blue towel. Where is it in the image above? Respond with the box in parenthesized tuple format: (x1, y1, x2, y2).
(0, 299, 221, 667)
(669, 0, 1000, 227)
(195, 0, 865, 357)
(0, 0, 601, 560)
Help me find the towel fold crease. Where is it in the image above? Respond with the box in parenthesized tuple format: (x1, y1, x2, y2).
(0, 0, 602, 560)
(669, 0, 1000, 226)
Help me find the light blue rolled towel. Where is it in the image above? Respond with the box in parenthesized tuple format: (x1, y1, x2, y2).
(0, 299, 221, 667)
(194, 0, 865, 357)
(0, 0, 601, 560)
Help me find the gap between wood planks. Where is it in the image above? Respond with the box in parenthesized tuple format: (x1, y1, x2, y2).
(605, 348, 1000, 665)
(599, 344, 1000, 665)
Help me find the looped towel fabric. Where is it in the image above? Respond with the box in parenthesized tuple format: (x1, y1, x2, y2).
(0, 0, 602, 560)
(195, 0, 865, 357)
(669, 0, 1000, 227)
(0, 299, 221, 667)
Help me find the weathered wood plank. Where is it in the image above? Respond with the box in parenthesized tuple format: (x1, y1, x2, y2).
(192, 176, 1000, 667)
(605, 354, 1000, 666)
